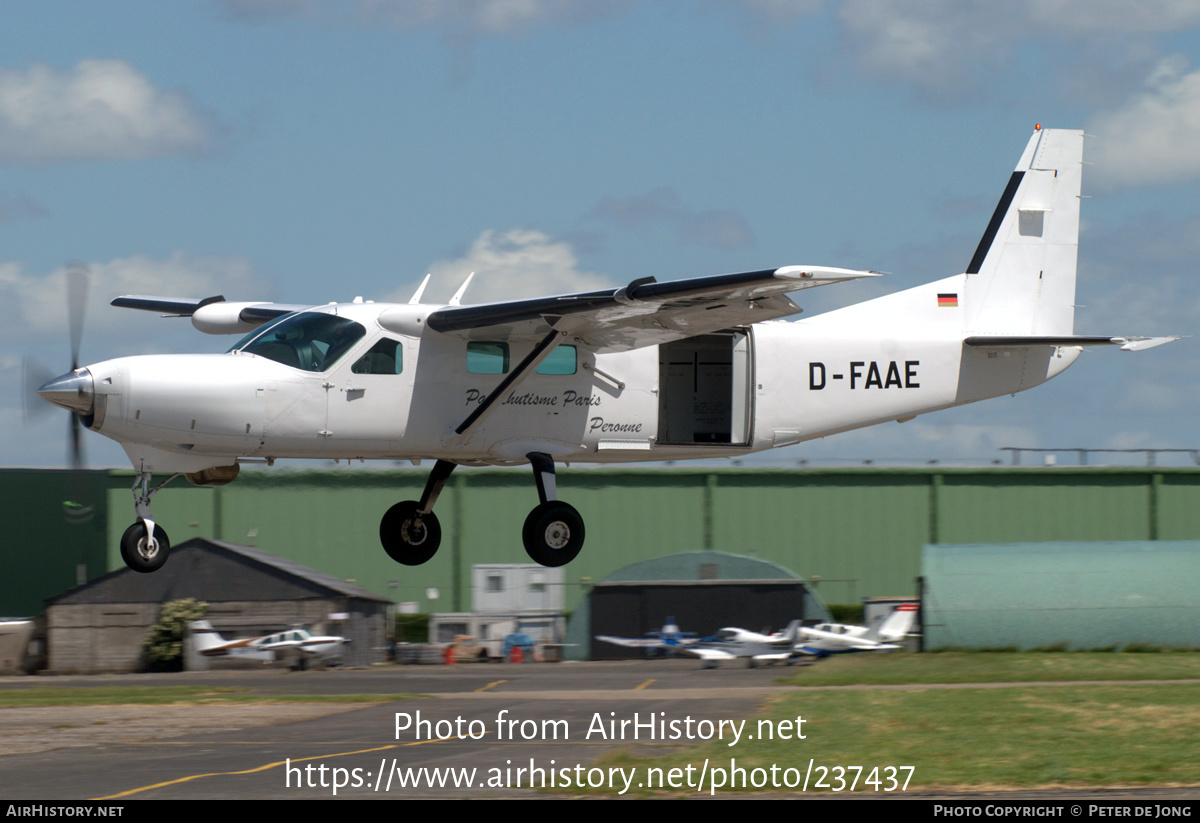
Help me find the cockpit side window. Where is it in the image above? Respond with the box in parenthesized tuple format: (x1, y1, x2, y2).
(233, 312, 366, 372)
(351, 338, 403, 375)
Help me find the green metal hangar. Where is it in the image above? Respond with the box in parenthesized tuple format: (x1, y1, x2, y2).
(7, 466, 1200, 629)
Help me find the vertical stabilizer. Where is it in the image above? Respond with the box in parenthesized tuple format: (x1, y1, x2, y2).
(963, 128, 1083, 336)
(188, 619, 225, 653)
(865, 604, 918, 643)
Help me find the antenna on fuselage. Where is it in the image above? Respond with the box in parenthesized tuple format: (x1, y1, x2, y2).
(408, 273, 431, 305)
(449, 271, 475, 306)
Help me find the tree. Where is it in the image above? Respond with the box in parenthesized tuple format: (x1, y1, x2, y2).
(143, 598, 208, 671)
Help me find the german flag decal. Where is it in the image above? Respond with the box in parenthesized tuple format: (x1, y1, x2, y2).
(937, 293, 959, 308)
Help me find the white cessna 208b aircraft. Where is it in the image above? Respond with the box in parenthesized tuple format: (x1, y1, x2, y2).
(39, 127, 1176, 574)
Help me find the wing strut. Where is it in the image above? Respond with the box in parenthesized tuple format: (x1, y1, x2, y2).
(453, 328, 563, 438)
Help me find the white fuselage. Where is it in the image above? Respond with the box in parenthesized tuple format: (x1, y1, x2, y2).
(79, 294, 1081, 475)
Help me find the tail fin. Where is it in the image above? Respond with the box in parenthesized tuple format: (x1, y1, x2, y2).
(865, 604, 918, 643)
(188, 619, 226, 653)
(963, 127, 1084, 336)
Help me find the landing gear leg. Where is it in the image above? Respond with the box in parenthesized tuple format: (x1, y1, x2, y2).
(380, 459, 455, 565)
(121, 472, 180, 573)
(521, 452, 584, 567)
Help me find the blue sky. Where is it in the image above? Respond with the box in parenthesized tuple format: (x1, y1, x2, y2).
(3, 0, 1198, 469)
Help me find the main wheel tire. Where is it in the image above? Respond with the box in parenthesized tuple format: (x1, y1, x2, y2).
(522, 501, 584, 567)
(120, 522, 170, 573)
(380, 501, 441, 565)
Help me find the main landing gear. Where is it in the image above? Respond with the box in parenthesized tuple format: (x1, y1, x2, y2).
(120, 472, 180, 573)
(379, 452, 585, 568)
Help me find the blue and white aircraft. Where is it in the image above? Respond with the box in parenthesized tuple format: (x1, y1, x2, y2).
(595, 617, 698, 655)
(795, 603, 918, 657)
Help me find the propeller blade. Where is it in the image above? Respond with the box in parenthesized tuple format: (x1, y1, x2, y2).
(66, 262, 88, 371)
(69, 412, 84, 470)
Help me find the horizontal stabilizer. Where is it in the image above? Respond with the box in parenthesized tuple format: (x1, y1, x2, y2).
(965, 335, 1180, 351)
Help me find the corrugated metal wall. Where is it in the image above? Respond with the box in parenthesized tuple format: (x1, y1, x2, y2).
(7, 466, 1200, 615)
(923, 541, 1200, 649)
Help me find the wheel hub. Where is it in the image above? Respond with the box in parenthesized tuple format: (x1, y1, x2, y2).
(401, 518, 427, 546)
(544, 520, 570, 550)
(137, 536, 159, 560)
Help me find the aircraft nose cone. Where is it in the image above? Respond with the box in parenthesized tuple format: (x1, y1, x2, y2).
(38, 368, 94, 415)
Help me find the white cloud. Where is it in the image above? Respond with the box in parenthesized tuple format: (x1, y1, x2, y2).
(1087, 57, 1200, 188)
(829, 1, 1200, 104)
(0, 253, 266, 347)
(836, 0, 1022, 102)
(387, 228, 613, 305)
(0, 60, 212, 164)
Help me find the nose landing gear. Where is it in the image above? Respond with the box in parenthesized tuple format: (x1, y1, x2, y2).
(120, 472, 180, 573)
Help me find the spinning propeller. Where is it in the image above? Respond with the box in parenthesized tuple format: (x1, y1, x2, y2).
(28, 264, 95, 522)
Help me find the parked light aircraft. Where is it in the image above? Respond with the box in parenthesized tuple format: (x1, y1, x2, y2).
(595, 617, 698, 655)
(683, 621, 803, 668)
(38, 127, 1177, 574)
(795, 603, 918, 657)
(189, 620, 349, 667)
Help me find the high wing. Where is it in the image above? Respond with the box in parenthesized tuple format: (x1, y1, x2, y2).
(426, 266, 876, 352)
(111, 266, 875, 350)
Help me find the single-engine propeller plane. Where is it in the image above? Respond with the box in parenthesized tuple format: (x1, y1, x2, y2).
(189, 620, 349, 668)
(38, 127, 1177, 574)
(795, 603, 918, 657)
(595, 616, 698, 656)
(683, 621, 805, 669)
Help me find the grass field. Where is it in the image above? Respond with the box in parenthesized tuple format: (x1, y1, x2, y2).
(600, 652, 1200, 795)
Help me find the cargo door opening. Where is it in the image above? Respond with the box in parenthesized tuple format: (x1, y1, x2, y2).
(657, 332, 751, 446)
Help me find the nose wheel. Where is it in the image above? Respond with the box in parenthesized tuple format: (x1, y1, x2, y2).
(120, 521, 170, 573)
(119, 471, 179, 573)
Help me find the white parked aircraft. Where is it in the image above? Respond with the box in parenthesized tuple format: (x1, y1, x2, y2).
(795, 603, 918, 657)
(683, 621, 804, 668)
(39, 127, 1176, 574)
(595, 617, 698, 655)
(189, 620, 349, 667)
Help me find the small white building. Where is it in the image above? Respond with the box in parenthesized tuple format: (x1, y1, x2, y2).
(430, 565, 564, 658)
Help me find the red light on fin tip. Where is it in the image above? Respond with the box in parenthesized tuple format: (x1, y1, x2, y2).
(1035, 123, 1041, 130)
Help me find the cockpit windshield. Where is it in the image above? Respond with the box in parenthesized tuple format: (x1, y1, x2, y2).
(229, 311, 366, 372)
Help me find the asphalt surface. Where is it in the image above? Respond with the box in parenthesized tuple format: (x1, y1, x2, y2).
(0, 659, 807, 799)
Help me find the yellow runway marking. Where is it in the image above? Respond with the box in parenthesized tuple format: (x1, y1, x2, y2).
(94, 733, 485, 800)
(475, 680, 506, 692)
(634, 679, 656, 690)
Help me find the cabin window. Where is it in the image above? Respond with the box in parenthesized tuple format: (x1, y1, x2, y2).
(352, 338, 403, 374)
(467, 342, 509, 374)
(536, 344, 576, 375)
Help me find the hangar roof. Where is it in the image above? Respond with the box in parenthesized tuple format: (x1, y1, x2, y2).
(47, 538, 390, 605)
